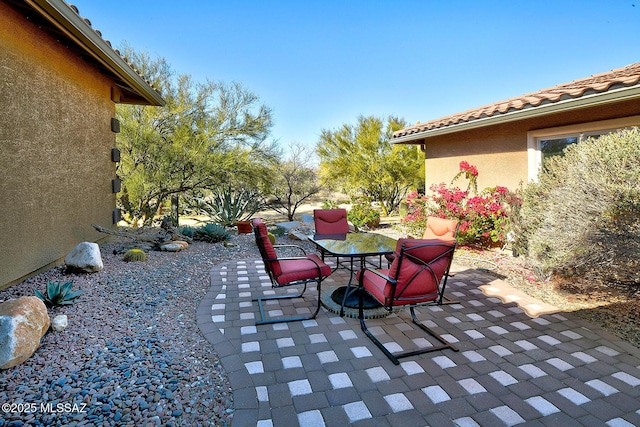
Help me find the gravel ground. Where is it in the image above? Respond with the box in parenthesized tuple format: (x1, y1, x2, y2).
(0, 231, 315, 427)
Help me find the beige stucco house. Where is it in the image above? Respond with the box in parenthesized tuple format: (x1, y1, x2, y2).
(392, 63, 640, 192)
(0, 0, 164, 289)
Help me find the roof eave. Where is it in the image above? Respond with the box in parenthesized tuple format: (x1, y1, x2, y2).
(25, 0, 165, 106)
(392, 84, 640, 144)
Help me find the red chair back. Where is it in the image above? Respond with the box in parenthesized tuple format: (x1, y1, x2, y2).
(253, 218, 282, 277)
(385, 239, 455, 306)
(314, 209, 349, 234)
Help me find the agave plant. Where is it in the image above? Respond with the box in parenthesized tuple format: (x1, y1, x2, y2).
(188, 186, 264, 227)
(34, 280, 85, 307)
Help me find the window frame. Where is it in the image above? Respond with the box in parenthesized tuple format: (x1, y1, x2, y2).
(526, 115, 640, 181)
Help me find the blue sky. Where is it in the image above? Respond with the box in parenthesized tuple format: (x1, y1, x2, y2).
(72, 0, 640, 150)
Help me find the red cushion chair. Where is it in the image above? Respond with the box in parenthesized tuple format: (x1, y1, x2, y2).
(313, 209, 349, 235)
(253, 218, 332, 325)
(357, 238, 459, 364)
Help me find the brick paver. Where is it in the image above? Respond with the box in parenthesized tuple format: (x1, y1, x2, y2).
(197, 259, 640, 426)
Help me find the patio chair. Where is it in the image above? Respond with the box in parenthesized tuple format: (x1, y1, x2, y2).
(358, 238, 459, 364)
(313, 208, 350, 266)
(252, 218, 332, 325)
(313, 209, 349, 235)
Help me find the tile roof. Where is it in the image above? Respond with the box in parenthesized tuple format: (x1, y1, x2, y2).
(7, 0, 164, 105)
(393, 62, 640, 140)
(65, 1, 162, 99)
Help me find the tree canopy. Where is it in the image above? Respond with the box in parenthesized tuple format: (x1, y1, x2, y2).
(116, 46, 276, 225)
(316, 115, 423, 214)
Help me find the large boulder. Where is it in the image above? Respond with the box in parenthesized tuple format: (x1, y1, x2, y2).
(65, 242, 103, 272)
(0, 296, 50, 369)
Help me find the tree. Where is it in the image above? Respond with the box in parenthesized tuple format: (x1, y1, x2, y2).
(116, 46, 276, 225)
(264, 143, 322, 221)
(316, 115, 423, 215)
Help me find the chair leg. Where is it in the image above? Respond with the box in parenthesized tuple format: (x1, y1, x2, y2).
(254, 281, 323, 325)
(359, 291, 458, 365)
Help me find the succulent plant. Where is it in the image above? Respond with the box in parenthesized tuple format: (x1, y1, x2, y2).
(123, 248, 147, 262)
(34, 280, 85, 307)
(193, 223, 231, 243)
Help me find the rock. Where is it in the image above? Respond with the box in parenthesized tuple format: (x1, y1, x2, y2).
(65, 242, 103, 272)
(0, 296, 50, 369)
(160, 243, 183, 252)
(170, 240, 189, 249)
(288, 225, 315, 241)
(51, 315, 68, 332)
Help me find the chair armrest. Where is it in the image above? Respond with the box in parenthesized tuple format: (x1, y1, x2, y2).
(358, 267, 397, 286)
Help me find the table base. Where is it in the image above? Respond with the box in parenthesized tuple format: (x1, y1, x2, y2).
(320, 287, 389, 319)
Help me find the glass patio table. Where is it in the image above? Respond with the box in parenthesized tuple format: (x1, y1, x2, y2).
(308, 232, 397, 316)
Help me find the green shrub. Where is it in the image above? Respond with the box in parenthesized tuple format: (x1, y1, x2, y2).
(123, 248, 147, 262)
(347, 196, 380, 229)
(322, 199, 340, 209)
(193, 223, 231, 243)
(513, 127, 640, 287)
(271, 226, 286, 237)
(179, 226, 196, 238)
(34, 280, 85, 307)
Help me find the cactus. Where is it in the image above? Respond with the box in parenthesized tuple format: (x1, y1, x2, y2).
(123, 248, 147, 262)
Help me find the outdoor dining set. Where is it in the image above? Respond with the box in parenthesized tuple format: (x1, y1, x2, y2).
(251, 210, 461, 365)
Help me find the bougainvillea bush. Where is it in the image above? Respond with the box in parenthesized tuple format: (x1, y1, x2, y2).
(402, 161, 520, 247)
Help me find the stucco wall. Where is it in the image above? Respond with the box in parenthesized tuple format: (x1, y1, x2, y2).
(0, 3, 117, 288)
(422, 99, 640, 192)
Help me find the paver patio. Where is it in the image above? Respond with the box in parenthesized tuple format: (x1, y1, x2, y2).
(197, 258, 640, 426)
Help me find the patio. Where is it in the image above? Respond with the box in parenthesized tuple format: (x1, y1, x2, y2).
(197, 257, 640, 426)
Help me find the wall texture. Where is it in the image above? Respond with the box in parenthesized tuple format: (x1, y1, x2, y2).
(0, 3, 117, 288)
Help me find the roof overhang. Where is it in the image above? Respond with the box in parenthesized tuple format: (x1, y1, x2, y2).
(393, 84, 640, 144)
(21, 0, 165, 106)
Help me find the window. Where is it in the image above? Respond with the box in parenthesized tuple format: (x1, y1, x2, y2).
(539, 130, 611, 167)
(527, 116, 640, 181)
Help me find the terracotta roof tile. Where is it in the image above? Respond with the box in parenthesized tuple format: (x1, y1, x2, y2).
(393, 62, 640, 139)
(66, 2, 161, 95)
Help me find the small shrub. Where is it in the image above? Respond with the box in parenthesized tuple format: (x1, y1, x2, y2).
(347, 196, 380, 229)
(193, 223, 231, 243)
(123, 248, 147, 262)
(34, 280, 84, 307)
(513, 127, 640, 288)
(322, 199, 340, 209)
(271, 226, 286, 237)
(179, 226, 196, 238)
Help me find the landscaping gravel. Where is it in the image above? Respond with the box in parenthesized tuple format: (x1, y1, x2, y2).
(0, 232, 314, 427)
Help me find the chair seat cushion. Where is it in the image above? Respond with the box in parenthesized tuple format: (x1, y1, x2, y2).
(275, 254, 331, 285)
(358, 268, 439, 306)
